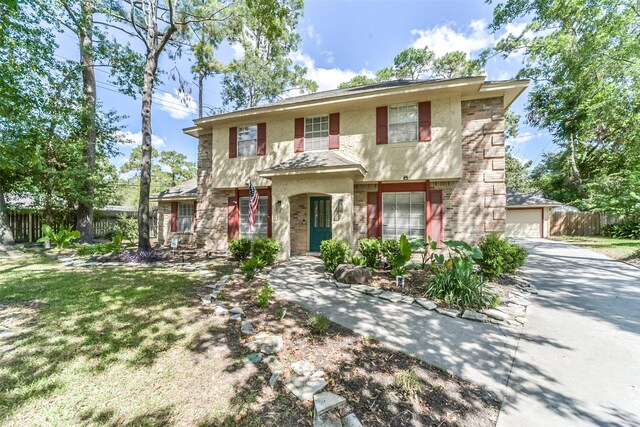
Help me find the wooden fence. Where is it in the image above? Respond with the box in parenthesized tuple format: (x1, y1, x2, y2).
(550, 212, 628, 236)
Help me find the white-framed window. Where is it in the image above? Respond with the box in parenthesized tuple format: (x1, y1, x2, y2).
(388, 102, 418, 143)
(304, 115, 329, 151)
(382, 192, 425, 240)
(178, 202, 194, 233)
(239, 196, 268, 238)
(238, 124, 257, 157)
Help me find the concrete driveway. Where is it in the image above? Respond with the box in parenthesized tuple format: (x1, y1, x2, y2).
(498, 239, 640, 426)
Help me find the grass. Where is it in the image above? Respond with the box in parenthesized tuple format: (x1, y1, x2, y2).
(551, 236, 640, 260)
(0, 252, 249, 426)
(394, 369, 423, 399)
(305, 312, 331, 334)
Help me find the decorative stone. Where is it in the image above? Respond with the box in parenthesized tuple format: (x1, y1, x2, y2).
(378, 291, 403, 303)
(415, 298, 437, 310)
(245, 353, 262, 363)
(214, 306, 229, 316)
(312, 370, 325, 378)
(334, 264, 372, 284)
(245, 333, 283, 354)
(401, 297, 415, 304)
(462, 310, 488, 322)
(335, 282, 351, 289)
(314, 392, 346, 416)
(497, 306, 525, 317)
(365, 288, 383, 296)
(483, 308, 508, 321)
(284, 376, 328, 401)
(240, 320, 255, 335)
(521, 285, 539, 294)
(313, 410, 342, 427)
(201, 296, 212, 304)
(263, 355, 284, 373)
(230, 314, 242, 321)
(436, 308, 461, 318)
(350, 285, 375, 294)
(341, 413, 363, 427)
(509, 296, 530, 307)
(269, 372, 280, 388)
(230, 307, 243, 315)
(291, 360, 315, 377)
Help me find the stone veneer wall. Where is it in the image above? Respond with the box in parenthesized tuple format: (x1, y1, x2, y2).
(289, 194, 308, 255)
(442, 96, 506, 242)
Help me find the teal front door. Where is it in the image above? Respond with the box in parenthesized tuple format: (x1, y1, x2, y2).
(309, 196, 332, 252)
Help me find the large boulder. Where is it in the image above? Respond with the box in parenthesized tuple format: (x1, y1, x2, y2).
(334, 264, 372, 284)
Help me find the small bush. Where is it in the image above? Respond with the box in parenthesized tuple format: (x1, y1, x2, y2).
(240, 256, 267, 280)
(37, 225, 80, 250)
(390, 234, 413, 277)
(601, 222, 640, 239)
(319, 239, 350, 272)
(252, 237, 280, 265)
(229, 238, 252, 261)
(256, 280, 275, 308)
(357, 238, 381, 268)
(395, 370, 423, 399)
(306, 312, 331, 334)
(477, 233, 529, 279)
(350, 254, 367, 266)
(381, 238, 400, 264)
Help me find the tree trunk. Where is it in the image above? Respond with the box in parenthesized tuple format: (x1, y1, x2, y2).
(0, 183, 15, 246)
(569, 132, 582, 185)
(198, 68, 204, 118)
(76, 0, 96, 242)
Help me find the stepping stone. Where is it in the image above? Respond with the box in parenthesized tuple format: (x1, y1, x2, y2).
(263, 355, 284, 374)
(483, 308, 508, 321)
(401, 297, 415, 304)
(462, 310, 488, 322)
(245, 353, 262, 363)
(230, 307, 243, 315)
(201, 296, 212, 304)
(214, 306, 229, 316)
(313, 410, 341, 427)
(415, 298, 437, 310)
(269, 372, 280, 388)
(241, 321, 255, 335)
(230, 314, 242, 321)
(291, 360, 315, 377)
(245, 334, 283, 354)
(314, 392, 346, 416)
(378, 291, 403, 303)
(341, 413, 363, 427)
(436, 308, 460, 318)
(284, 376, 328, 401)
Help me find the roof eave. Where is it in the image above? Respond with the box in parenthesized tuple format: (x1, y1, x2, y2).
(258, 164, 366, 179)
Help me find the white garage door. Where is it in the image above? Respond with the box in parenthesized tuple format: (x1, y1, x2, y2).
(505, 209, 542, 238)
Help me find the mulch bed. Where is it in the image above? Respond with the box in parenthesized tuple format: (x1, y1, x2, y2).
(207, 273, 501, 426)
(369, 268, 434, 299)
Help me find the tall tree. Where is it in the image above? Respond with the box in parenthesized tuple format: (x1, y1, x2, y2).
(505, 146, 533, 192)
(221, 0, 317, 109)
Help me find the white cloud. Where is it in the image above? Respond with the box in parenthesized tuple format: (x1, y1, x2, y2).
(306, 24, 322, 45)
(290, 51, 374, 92)
(507, 131, 544, 145)
(117, 130, 166, 147)
(157, 89, 197, 120)
(230, 42, 245, 59)
(411, 19, 495, 57)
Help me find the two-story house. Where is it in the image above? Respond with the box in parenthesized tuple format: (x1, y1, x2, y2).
(156, 77, 528, 259)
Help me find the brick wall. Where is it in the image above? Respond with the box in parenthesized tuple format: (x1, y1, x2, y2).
(443, 97, 506, 242)
(157, 201, 197, 247)
(353, 184, 378, 244)
(290, 194, 308, 255)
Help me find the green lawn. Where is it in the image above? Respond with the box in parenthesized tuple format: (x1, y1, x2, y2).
(551, 236, 640, 260)
(0, 252, 246, 426)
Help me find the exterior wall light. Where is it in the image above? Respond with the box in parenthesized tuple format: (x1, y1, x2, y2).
(275, 200, 282, 214)
(336, 198, 344, 214)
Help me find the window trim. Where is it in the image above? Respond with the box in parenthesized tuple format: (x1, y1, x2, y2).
(237, 123, 258, 157)
(387, 102, 419, 144)
(177, 201, 194, 234)
(303, 114, 330, 151)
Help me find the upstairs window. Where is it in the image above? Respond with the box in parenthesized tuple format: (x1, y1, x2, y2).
(178, 202, 194, 233)
(237, 125, 257, 157)
(388, 103, 418, 143)
(304, 115, 329, 151)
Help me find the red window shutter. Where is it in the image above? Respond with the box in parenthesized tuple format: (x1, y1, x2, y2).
(227, 197, 239, 239)
(257, 122, 267, 156)
(329, 113, 340, 149)
(376, 106, 388, 144)
(430, 190, 443, 246)
(367, 192, 380, 238)
(294, 117, 304, 152)
(418, 101, 432, 142)
(170, 202, 178, 232)
(229, 127, 238, 158)
(193, 202, 197, 232)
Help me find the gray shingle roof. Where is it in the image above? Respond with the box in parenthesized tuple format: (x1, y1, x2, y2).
(260, 151, 363, 173)
(507, 190, 561, 207)
(155, 178, 197, 200)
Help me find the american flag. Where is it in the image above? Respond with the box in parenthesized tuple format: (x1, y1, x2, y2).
(248, 180, 260, 233)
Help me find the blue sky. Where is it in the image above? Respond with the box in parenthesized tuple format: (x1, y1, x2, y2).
(56, 0, 553, 172)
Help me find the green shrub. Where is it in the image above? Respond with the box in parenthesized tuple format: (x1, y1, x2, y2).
(37, 225, 80, 250)
(381, 238, 400, 264)
(350, 254, 367, 266)
(229, 238, 252, 261)
(108, 215, 138, 242)
(601, 222, 640, 239)
(251, 237, 280, 265)
(357, 238, 381, 268)
(306, 312, 331, 333)
(77, 244, 109, 256)
(256, 280, 275, 308)
(319, 239, 350, 272)
(395, 370, 423, 399)
(427, 240, 498, 309)
(390, 234, 413, 277)
(240, 256, 267, 280)
(477, 233, 529, 279)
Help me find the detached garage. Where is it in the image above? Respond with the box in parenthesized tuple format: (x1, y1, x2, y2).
(506, 190, 561, 238)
